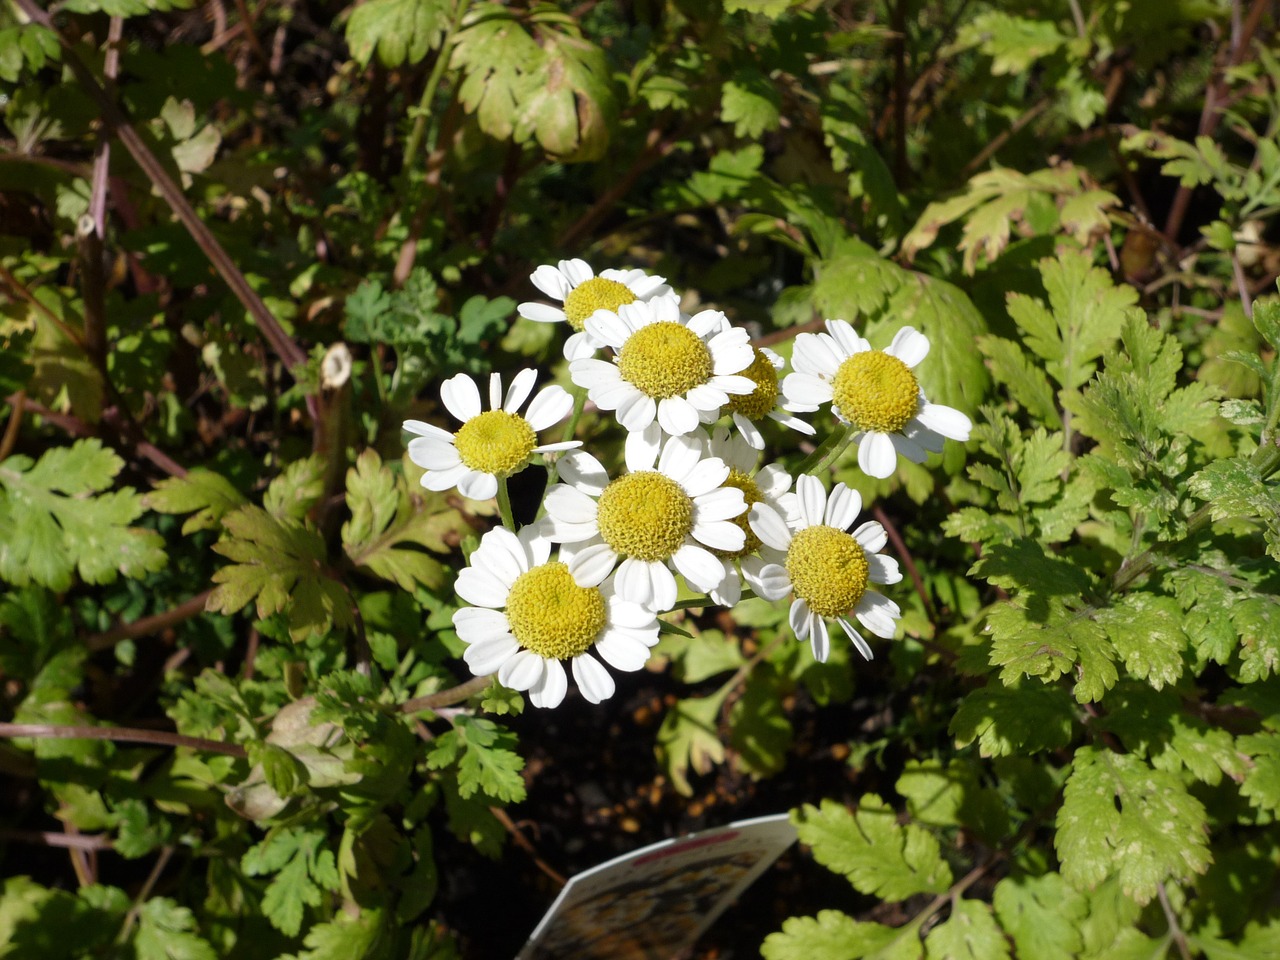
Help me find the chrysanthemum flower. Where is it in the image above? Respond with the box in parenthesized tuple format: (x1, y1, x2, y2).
(748, 474, 902, 663)
(719, 346, 815, 450)
(404, 369, 580, 501)
(782, 322, 971, 479)
(517, 259, 671, 360)
(542, 426, 747, 610)
(453, 526, 660, 708)
(700, 426, 795, 607)
(570, 296, 755, 436)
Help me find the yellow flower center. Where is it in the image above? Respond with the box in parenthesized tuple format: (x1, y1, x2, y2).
(831, 351, 919, 433)
(725, 348, 779, 420)
(785, 525, 869, 619)
(596, 471, 693, 561)
(616, 322, 714, 399)
(453, 410, 536, 475)
(563, 277, 638, 332)
(714, 469, 762, 559)
(505, 562, 607, 660)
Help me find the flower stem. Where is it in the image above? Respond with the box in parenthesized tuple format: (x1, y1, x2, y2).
(793, 421, 848, 476)
(401, 0, 470, 177)
(496, 475, 516, 531)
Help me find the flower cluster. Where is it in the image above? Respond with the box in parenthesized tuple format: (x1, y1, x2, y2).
(406, 264, 971, 707)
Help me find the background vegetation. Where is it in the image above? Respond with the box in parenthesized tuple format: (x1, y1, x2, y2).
(2, 0, 1280, 956)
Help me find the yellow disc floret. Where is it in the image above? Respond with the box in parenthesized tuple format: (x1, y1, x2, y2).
(725, 348, 779, 421)
(454, 410, 536, 475)
(563, 277, 638, 332)
(831, 351, 920, 433)
(714, 469, 762, 559)
(505, 562, 607, 660)
(785, 525, 869, 619)
(596, 471, 693, 561)
(617, 322, 714, 399)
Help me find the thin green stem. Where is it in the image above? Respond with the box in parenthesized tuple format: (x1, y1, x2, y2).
(401, 0, 470, 176)
(810, 423, 859, 475)
(793, 421, 852, 476)
(497, 475, 516, 530)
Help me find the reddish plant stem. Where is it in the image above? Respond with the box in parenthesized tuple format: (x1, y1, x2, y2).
(12, 0, 307, 378)
(0, 723, 248, 759)
(400, 674, 492, 714)
(873, 504, 938, 626)
(0, 391, 24, 462)
(0, 828, 113, 851)
(86, 590, 214, 653)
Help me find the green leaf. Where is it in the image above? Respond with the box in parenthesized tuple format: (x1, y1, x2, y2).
(0, 439, 166, 591)
(976, 335, 1060, 425)
(724, 0, 802, 17)
(426, 716, 525, 803)
(281, 909, 384, 960)
(1189, 458, 1280, 562)
(793, 796, 953, 900)
(956, 12, 1068, 74)
(923, 898, 1010, 960)
(657, 693, 728, 796)
(263, 456, 326, 522)
(1239, 732, 1280, 815)
(208, 505, 353, 642)
(763, 910, 923, 960)
(992, 873, 1087, 960)
(1098, 594, 1186, 690)
(895, 759, 1009, 841)
(242, 829, 340, 937)
(1056, 746, 1210, 904)
(721, 72, 782, 139)
(950, 683, 1077, 757)
(146, 468, 247, 535)
(342, 449, 462, 592)
(133, 898, 216, 960)
(729, 669, 793, 780)
(345, 0, 451, 68)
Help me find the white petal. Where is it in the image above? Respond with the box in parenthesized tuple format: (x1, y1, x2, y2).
(452, 606, 512, 644)
(687, 309, 726, 338)
(856, 591, 901, 639)
(838, 617, 875, 660)
(887, 326, 929, 368)
(530, 264, 571, 300)
(572, 653, 616, 704)
(768, 409, 815, 435)
(825, 319, 868, 357)
(658, 433, 703, 484)
(454, 567, 510, 608)
(488, 373, 502, 411)
(694, 487, 747, 522)
(916, 402, 972, 442)
(457, 470, 498, 501)
(853, 520, 888, 554)
(572, 358, 622, 392)
(560, 258, 594, 286)
(686, 383, 728, 414)
(657, 396, 700, 436)
(607, 597, 657, 629)
(809, 615, 831, 662)
(402, 419, 454, 441)
(544, 484, 599, 524)
(419, 463, 468, 492)
(710, 343, 754, 378)
(756, 463, 793, 500)
(568, 543, 618, 587)
(533, 441, 582, 455)
(749, 504, 792, 552)
(564, 331, 599, 360)
(824, 483, 862, 531)
(474, 527, 527, 586)
(710, 564, 741, 606)
(732, 412, 765, 450)
(560, 450, 610, 496)
(498, 649, 545, 692)
(585, 310, 632, 348)
(524, 385, 573, 430)
(693, 519, 745, 553)
(529, 658, 568, 708)
(752, 562, 792, 601)
(858, 432, 898, 479)
(595, 630, 653, 672)
(624, 422, 663, 473)
(440, 374, 481, 422)
(890, 431, 928, 464)
(616, 391, 657, 432)
(868, 553, 902, 585)
(795, 474, 827, 528)
(407, 436, 461, 471)
(628, 274, 669, 299)
(791, 332, 843, 377)
(671, 543, 727, 593)
(782, 372, 834, 407)
(647, 562, 678, 612)
(709, 374, 755, 396)
(789, 598, 811, 640)
(518, 301, 567, 324)
(614, 557, 653, 607)
(462, 635, 520, 675)
(681, 457, 731, 500)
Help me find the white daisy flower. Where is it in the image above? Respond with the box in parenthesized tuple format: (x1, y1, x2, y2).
(517, 259, 671, 360)
(404, 369, 580, 501)
(541, 425, 747, 611)
(718, 346, 815, 450)
(700, 426, 796, 607)
(570, 296, 755, 436)
(782, 322, 971, 479)
(748, 474, 903, 663)
(453, 526, 661, 708)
